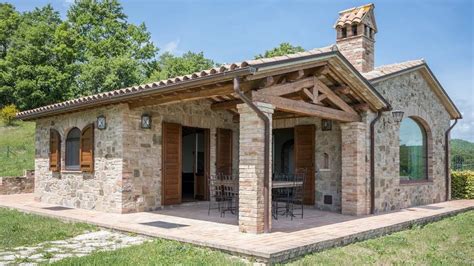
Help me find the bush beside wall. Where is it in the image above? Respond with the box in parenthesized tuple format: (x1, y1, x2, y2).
(451, 170, 474, 199)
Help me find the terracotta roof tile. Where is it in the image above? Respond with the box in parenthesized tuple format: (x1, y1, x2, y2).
(334, 3, 374, 28)
(17, 45, 335, 119)
(362, 59, 425, 80)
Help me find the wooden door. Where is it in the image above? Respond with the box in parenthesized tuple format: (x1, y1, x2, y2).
(194, 129, 210, 200)
(162, 122, 182, 205)
(295, 124, 315, 205)
(216, 128, 233, 175)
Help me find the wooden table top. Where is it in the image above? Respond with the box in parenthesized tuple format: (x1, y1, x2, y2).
(272, 181, 303, 189)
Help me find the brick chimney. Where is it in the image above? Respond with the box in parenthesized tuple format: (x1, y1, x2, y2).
(335, 4, 377, 73)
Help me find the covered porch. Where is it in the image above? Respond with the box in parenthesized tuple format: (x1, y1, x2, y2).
(131, 50, 390, 233)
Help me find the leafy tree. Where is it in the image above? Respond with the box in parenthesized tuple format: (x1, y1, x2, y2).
(255, 42, 305, 59)
(64, 0, 158, 95)
(149, 51, 215, 81)
(1, 5, 73, 110)
(0, 3, 20, 59)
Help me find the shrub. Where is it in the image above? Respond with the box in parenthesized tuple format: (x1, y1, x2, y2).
(451, 170, 474, 199)
(0, 104, 19, 126)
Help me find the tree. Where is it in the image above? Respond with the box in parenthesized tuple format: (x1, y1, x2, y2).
(65, 0, 158, 96)
(0, 3, 20, 59)
(255, 42, 305, 59)
(149, 51, 215, 81)
(1, 5, 73, 110)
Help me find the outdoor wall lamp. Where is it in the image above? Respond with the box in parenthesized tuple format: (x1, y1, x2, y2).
(392, 110, 404, 123)
(141, 114, 151, 129)
(97, 115, 106, 130)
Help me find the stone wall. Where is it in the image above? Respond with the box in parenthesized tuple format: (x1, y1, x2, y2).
(372, 70, 451, 212)
(0, 170, 34, 195)
(273, 117, 342, 212)
(121, 99, 238, 212)
(34, 104, 126, 213)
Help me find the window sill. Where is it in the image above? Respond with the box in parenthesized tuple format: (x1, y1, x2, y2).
(399, 179, 433, 186)
(61, 170, 82, 174)
(318, 169, 331, 172)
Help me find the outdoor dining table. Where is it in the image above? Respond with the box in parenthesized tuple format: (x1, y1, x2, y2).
(272, 181, 303, 189)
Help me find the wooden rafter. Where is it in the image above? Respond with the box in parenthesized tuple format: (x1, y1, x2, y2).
(313, 78, 358, 115)
(252, 93, 360, 122)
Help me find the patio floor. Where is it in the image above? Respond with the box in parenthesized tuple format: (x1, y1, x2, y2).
(1, 194, 472, 263)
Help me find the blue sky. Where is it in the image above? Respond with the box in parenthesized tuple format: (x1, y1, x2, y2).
(11, 0, 474, 141)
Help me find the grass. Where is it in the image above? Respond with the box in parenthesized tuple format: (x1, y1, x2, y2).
(51, 238, 246, 266)
(0, 208, 96, 250)
(285, 210, 474, 265)
(42, 211, 474, 265)
(0, 120, 35, 176)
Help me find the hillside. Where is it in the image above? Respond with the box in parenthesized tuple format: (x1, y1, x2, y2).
(0, 121, 35, 176)
(451, 139, 474, 170)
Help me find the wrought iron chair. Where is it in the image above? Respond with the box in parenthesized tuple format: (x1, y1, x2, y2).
(208, 173, 238, 217)
(289, 171, 305, 219)
(272, 173, 293, 219)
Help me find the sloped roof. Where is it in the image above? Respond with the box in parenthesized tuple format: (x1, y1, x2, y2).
(362, 59, 425, 80)
(17, 46, 342, 119)
(363, 60, 462, 119)
(334, 3, 376, 31)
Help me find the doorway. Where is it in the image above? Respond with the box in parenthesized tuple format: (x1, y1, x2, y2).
(273, 128, 295, 175)
(181, 127, 208, 202)
(273, 125, 315, 205)
(162, 122, 210, 206)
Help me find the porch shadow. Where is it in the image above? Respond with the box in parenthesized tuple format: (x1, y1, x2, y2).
(150, 201, 364, 233)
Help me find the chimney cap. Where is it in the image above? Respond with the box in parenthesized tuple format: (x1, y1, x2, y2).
(334, 3, 377, 32)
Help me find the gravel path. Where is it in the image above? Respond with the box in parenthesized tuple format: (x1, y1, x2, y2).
(0, 230, 149, 265)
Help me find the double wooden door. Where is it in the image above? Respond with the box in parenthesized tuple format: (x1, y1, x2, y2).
(162, 123, 232, 205)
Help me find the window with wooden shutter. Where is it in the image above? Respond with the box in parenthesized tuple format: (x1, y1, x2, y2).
(80, 124, 94, 172)
(49, 129, 61, 172)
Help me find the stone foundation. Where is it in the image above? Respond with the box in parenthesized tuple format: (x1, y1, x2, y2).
(0, 170, 34, 195)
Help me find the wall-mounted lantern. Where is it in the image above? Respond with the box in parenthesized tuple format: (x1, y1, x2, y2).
(321, 119, 332, 131)
(141, 114, 151, 129)
(392, 110, 404, 123)
(97, 115, 107, 130)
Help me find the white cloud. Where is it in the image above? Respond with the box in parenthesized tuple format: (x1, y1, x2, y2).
(162, 39, 182, 55)
(63, 0, 75, 6)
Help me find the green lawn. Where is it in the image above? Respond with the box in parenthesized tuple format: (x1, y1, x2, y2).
(286, 211, 474, 265)
(0, 208, 96, 250)
(49, 211, 474, 265)
(51, 238, 246, 266)
(0, 121, 35, 176)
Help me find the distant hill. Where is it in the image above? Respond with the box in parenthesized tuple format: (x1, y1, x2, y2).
(451, 139, 474, 170)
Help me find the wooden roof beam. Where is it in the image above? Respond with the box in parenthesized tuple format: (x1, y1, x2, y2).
(252, 93, 361, 122)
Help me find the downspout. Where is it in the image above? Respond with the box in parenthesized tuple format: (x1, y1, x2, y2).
(233, 77, 271, 233)
(444, 119, 458, 201)
(370, 111, 383, 214)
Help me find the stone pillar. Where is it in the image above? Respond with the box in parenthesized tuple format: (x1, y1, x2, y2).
(237, 102, 274, 234)
(340, 122, 370, 215)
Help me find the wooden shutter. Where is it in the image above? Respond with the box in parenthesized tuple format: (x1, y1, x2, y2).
(80, 124, 94, 172)
(216, 128, 233, 175)
(49, 129, 61, 172)
(295, 124, 315, 205)
(162, 122, 182, 205)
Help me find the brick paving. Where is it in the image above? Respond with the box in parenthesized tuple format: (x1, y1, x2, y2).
(0, 194, 472, 263)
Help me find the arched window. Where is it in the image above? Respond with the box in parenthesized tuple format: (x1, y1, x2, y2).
(66, 127, 81, 170)
(399, 118, 428, 181)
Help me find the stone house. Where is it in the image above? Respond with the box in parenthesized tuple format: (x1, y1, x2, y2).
(17, 4, 461, 234)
